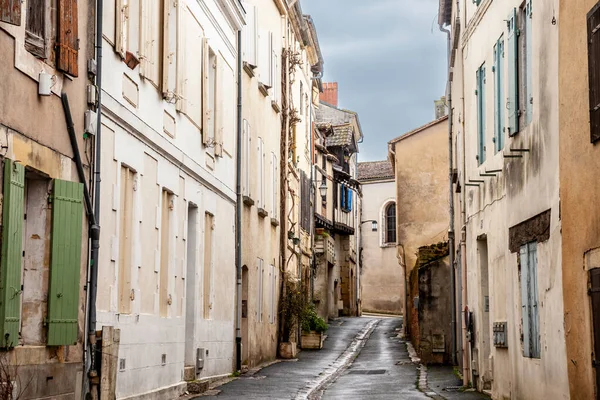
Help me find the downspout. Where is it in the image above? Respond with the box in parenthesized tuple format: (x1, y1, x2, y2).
(86, 0, 103, 397)
(439, 22, 457, 366)
(460, 0, 469, 385)
(235, 29, 243, 373)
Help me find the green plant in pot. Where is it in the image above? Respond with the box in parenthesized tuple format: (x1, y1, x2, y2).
(301, 306, 328, 334)
(278, 274, 308, 358)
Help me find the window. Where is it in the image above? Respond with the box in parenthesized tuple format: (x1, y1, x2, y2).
(520, 241, 540, 358)
(259, 30, 273, 88)
(476, 64, 486, 165)
(340, 185, 352, 212)
(257, 258, 264, 322)
(177, 8, 204, 127)
(0, 160, 84, 348)
(507, 1, 533, 135)
(300, 170, 310, 231)
(300, 81, 304, 115)
(205, 46, 218, 149)
(494, 36, 505, 152)
(384, 202, 397, 244)
(588, 2, 600, 142)
(140, 0, 163, 87)
(25, 0, 49, 59)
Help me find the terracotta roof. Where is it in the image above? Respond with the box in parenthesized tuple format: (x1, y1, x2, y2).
(388, 115, 448, 145)
(358, 160, 394, 181)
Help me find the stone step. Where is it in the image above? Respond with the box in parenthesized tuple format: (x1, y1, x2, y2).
(184, 366, 196, 382)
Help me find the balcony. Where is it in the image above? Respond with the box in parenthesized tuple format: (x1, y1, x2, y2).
(334, 208, 355, 236)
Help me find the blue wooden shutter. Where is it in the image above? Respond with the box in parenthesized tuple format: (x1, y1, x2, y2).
(494, 37, 505, 152)
(477, 65, 486, 164)
(525, 0, 533, 125)
(47, 179, 84, 346)
(341, 184, 346, 209)
(528, 242, 540, 358)
(0, 160, 24, 348)
(507, 8, 519, 135)
(347, 188, 352, 211)
(520, 245, 530, 357)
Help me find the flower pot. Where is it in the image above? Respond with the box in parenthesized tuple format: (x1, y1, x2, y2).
(279, 342, 297, 359)
(301, 331, 325, 349)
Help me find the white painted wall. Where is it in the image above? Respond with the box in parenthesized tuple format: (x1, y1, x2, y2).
(97, 0, 240, 397)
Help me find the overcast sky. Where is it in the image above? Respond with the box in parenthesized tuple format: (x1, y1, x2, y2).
(302, 0, 448, 162)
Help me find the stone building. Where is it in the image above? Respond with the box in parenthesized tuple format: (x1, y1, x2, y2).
(439, 0, 568, 397)
(0, 2, 94, 398)
(357, 160, 402, 315)
(96, 0, 243, 398)
(313, 90, 363, 320)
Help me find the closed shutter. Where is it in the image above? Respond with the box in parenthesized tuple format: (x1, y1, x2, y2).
(115, 0, 128, 58)
(520, 245, 530, 357)
(494, 37, 505, 152)
(47, 179, 84, 346)
(0, 0, 21, 26)
(162, 0, 177, 99)
(57, 0, 79, 76)
(202, 38, 210, 145)
(588, 3, 600, 142)
(242, 120, 250, 197)
(214, 54, 224, 157)
(340, 184, 346, 210)
(525, 0, 533, 125)
(257, 137, 264, 208)
(0, 160, 24, 348)
(347, 188, 352, 212)
(476, 65, 486, 164)
(528, 242, 540, 358)
(242, 4, 257, 66)
(507, 8, 519, 136)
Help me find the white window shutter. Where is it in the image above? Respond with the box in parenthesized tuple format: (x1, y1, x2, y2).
(115, 0, 129, 58)
(258, 30, 272, 87)
(215, 54, 224, 157)
(202, 39, 210, 145)
(243, 5, 257, 66)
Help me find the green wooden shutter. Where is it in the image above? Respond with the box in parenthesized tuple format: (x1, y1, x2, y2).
(520, 244, 530, 358)
(47, 179, 84, 346)
(494, 36, 505, 152)
(525, 0, 533, 125)
(507, 8, 519, 136)
(0, 160, 24, 348)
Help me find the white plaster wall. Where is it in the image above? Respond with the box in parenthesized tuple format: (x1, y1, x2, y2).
(97, 0, 238, 397)
(456, 0, 568, 398)
(360, 179, 402, 315)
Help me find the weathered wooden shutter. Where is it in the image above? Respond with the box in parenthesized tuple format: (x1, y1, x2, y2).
(528, 242, 540, 358)
(494, 37, 505, 152)
(347, 188, 352, 212)
(525, 0, 533, 125)
(520, 245, 531, 357)
(476, 65, 486, 164)
(214, 54, 223, 157)
(57, 0, 79, 77)
(0, 160, 24, 348)
(507, 8, 520, 136)
(202, 38, 210, 145)
(588, 3, 600, 142)
(47, 179, 84, 346)
(0, 0, 21, 26)
(588, 268, 600, 383)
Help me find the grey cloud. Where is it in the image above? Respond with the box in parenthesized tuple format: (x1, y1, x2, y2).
(302, 0, 447, 161)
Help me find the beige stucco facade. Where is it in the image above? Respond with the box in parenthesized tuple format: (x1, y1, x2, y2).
(559, 1, 600, 399)
(444, 0, 569, 398)
(0, 2, 94, 398)
(388, 117, 449, 321)
(358, 165, 402, 315)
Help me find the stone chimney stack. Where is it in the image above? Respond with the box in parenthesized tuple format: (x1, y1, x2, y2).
(434, 96, 447, 119)
(320, 82, 339, 107)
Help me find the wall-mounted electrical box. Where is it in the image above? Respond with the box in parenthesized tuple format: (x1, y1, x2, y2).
(196, 348, 205, 373)
(84, 110, 96, 136)
(493, 321, 508, 348)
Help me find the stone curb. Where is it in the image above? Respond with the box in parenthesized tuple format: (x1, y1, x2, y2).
(405, 341, 445, 400)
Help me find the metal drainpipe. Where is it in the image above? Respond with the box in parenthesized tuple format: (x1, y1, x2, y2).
(235, 29, 243, 373)
(85, 0, 103, 396)
(439, 22, 457, 366)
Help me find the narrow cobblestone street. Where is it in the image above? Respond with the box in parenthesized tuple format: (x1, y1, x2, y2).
(196, 317, 489, 400)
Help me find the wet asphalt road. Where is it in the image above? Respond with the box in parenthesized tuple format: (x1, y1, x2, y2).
(201, 316, 431, 400)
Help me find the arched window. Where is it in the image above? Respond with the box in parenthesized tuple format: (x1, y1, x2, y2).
(385, 202, 396, 244)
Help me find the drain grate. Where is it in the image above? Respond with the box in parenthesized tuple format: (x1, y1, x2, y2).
(348, 369, 386, 375)
(443, 386, 462, 392)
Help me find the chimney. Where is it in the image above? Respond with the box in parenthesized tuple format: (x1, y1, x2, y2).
(320, 82, 339, 107)
(434, 96, 447, 119)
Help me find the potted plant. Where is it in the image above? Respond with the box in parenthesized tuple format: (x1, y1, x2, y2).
(278, 275, 308, 359)
(300, 306, 328, 349)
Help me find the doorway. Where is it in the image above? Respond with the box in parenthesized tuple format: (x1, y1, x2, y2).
(477, 237, 491, 390)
